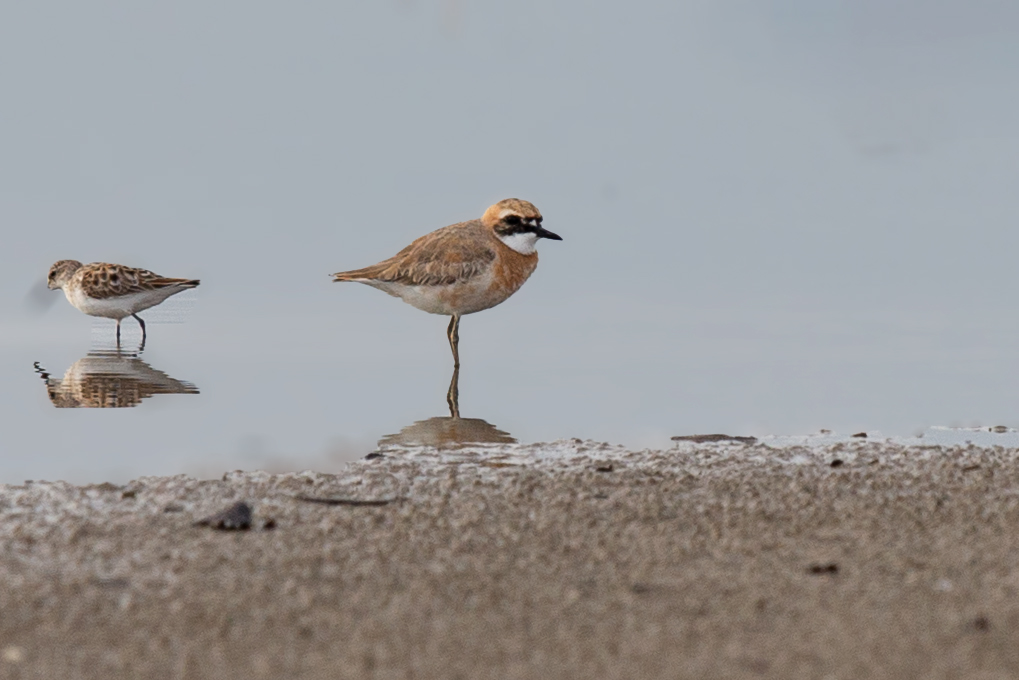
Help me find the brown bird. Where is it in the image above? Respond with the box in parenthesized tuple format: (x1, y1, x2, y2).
(331, 198, 562, 370)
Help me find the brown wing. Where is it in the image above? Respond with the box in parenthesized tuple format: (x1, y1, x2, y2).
(78, 263, 200, 299)
(332, 221, 495, 287)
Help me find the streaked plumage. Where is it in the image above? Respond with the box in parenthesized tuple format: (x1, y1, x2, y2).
(331, 198, 562, 383)
(47, 260, 200, 345)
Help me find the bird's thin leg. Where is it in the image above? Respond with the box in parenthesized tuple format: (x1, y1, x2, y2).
(446, 365, 460, 419)
(133, 314, 147, 345)
(116, 319, 121, 347)
(446, 314, 461, 368)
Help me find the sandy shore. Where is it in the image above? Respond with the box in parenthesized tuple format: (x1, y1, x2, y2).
(2, 437, 1019, 679)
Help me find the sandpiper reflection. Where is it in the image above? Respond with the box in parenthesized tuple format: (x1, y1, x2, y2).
(33, 350, 199, 408)
(378, 365, 516, 449)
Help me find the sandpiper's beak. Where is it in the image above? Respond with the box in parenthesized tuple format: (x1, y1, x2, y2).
(534, 226, 562, 241)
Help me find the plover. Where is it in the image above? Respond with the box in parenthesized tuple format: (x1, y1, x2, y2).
(331, 198, 562, 369)
(47, 260, 200, 345)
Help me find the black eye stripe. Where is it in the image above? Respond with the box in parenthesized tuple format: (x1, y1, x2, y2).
(500, 224, 540, 235)
(502, 215, 541, 225)
(497, 213, 544, 237)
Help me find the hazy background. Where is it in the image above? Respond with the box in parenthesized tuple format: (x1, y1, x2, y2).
(2, 1, 1019, 482)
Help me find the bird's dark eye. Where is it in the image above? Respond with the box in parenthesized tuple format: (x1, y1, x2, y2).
(503, 215, 521, 226)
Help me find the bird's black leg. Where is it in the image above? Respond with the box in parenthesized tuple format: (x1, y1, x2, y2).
(446, 365, 460, 419)
(133, 314, 147, 345)
(446, 314, 460, 368)
(116, 319, 121, 346)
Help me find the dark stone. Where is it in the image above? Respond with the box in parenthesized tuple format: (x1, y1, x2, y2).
(807, 563, 839, 575)
(195, 501, 253, 530)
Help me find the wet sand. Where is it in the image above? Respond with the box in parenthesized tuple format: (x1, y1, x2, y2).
(2, 438, 1019, 679)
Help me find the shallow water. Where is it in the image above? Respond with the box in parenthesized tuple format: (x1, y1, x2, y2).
(6, 285, 1019, 484)
(4, 2, 1019, 482)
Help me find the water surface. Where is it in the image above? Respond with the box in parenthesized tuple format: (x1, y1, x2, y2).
(3, 2, 1019, 482)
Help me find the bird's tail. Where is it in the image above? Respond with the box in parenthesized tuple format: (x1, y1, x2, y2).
(156, 278, 200, 289)
(331, 269, 373, 282)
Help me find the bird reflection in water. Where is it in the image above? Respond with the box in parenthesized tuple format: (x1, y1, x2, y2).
(377, 365, 516, 449)
(33, 349, 199, 408)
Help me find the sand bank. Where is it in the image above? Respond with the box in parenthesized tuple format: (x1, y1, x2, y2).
(2, 438, 1018, 679)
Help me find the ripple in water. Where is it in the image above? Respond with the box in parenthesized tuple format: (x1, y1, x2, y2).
(33, 349, 199, 409)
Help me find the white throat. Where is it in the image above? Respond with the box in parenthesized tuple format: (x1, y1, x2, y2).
(498, 231, 539, 255)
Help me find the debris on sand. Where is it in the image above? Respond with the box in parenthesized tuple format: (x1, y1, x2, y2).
(671, 434, 757, 445)
(194, 501, 253, 530)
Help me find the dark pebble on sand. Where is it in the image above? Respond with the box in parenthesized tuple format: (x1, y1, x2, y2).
(807, 563, 839, 575)
(195, 501, 253, 530)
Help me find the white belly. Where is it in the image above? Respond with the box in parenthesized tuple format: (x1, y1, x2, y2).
(66, 287, 181, 319)
(364, 271, 511, 316)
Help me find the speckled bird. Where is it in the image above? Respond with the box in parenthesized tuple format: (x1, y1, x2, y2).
(47, 260, 200, 345)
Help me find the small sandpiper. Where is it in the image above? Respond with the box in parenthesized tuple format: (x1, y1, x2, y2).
(47, 260, 200, 345)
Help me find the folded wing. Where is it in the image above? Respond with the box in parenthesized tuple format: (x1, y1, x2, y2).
(79, 263, 200, 300)
(332, 223, 495, 287)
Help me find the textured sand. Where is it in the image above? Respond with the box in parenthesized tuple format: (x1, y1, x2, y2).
(2, 438, 1019, 679)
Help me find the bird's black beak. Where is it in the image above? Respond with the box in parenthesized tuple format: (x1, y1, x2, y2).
(534, 225, 562, 241)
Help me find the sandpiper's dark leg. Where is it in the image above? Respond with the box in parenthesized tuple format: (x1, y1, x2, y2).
(446, 365, 460, 419)
(446, 314, 461, 368)
(133, 314, 147, 343)
(116, 319, 121, 346)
